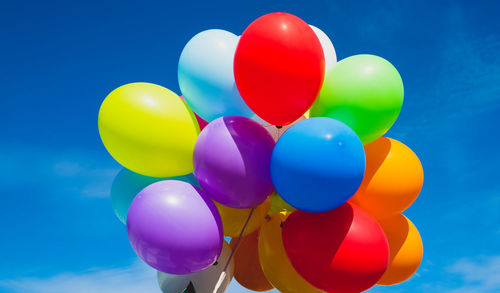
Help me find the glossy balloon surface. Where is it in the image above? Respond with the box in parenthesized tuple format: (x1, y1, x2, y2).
(282, 203, 389, 292)
(271, 117, 365, 212)
(350, 137, 423, 219)
(127, 180, 223, 274)
(234, 12, 325, 125)
(377, 214, 423, 285)
(98, 83, 199, 177)
(194, 116, 275, 208)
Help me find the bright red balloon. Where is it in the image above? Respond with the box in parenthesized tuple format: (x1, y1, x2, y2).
(234, 12, 325, 126)
(282, 203, 389, 293)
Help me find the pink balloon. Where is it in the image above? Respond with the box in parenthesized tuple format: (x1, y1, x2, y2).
(254, 115, 307, 142)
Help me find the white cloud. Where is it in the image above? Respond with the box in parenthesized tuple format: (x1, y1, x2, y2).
(445, 255, 500, 293)
(53, 161, 86, 177)
(0, 261, 159, 293)
(0, 143, 120, 198)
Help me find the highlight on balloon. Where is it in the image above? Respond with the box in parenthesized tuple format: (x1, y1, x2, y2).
(98, 11, 424, 293)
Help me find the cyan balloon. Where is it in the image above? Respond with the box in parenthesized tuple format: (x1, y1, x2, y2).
(110, 168, 198, 224)
(178, 29, 253, 122)
(270, 117, 366, 212)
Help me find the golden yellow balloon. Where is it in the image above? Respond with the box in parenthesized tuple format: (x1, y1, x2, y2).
(258, 213, 322, 293)
(214, 199, 270, 237)
(377, 214, 423, 285)
(269, 192, 296, 215)
(98, 83, 200, 177)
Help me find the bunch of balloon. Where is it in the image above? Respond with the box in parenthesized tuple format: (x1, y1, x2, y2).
(97, 11, 424, 293)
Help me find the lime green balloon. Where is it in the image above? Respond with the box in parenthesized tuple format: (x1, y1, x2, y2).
(310, 54, 404, 144)
(269, 192, 296, 215)
(98, 82, 200, 177)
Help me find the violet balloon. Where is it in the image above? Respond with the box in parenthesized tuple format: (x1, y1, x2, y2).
(127, 180, 223, 274)
(194, 116, 275, 208)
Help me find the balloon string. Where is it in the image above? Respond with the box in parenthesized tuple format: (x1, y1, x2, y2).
(223, 207, 255, 272)
(213, 207, 255, 293)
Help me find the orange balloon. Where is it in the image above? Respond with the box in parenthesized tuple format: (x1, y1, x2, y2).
(259, 213, 322, 293)
(215, 199, 270, 237)
(230, 230, 274, 291)
(377, 214, 423, 285)
(350, 137, 423, 219)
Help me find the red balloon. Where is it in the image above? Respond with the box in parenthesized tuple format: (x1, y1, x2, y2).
(282, 203, 389, 293)
(234, 12, 325, 126)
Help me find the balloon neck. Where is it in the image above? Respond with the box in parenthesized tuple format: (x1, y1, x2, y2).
(280, 221, 284, 228)
(183, 282, 196, 293)
(276, 125, 283, 129)
(265, 214, 271, 222)
(213, 261, 218, 266)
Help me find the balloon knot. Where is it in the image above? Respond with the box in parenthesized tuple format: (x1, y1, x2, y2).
(280, 221, 284, 228)
(276, 125, 283, 129)
(213, 261, 218, 266)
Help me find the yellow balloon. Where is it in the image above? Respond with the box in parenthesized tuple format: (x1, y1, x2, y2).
(377, 214, 423, 285)
(215, 199, 270, 237)
(98, 83, 200, 177)
(269, 192, 296, 215)
(258, 213, 322, 293)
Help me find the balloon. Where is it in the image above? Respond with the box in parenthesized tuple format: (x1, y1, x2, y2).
(282, 203, 389, 292)
(157, 242, 234, 293)
(350, 137, 424, 219)
(309, 25, 337, 74)
(234, 12, 325, 126)
(255, 115, 307, 142)
(127, 180, 223, 274)
(259, 213, 322, 293)
(310, 54, 404, 144)
(180, 95, 208, 130)
(230, 230, 273, 291)
(178, 29, 253, 122)
(268, 192, 296, 215)
(110, 168, 198, 224)
(271, 117, 365, 212)
(214, 198, 270, 237)
(377, 214, 423, 285)
(194, 116, 275, 208)
(98, 82, 199, 177)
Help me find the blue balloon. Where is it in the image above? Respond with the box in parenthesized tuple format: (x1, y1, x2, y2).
(270, 117, 365, 213)
(178, 29, 253, 121)
(110, 168, 199, 224)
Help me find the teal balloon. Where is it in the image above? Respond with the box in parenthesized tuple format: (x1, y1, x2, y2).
(178, 29, 253, 122)
(110, 168, 199, 224)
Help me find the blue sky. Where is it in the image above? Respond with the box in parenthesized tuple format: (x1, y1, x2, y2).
(0, 0, 499, 292)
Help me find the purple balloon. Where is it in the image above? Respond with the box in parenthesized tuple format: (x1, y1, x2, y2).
(193, 116, 275, 208)
(127, 180, 223, 274)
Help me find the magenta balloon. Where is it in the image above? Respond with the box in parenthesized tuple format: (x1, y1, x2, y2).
(127, 180, 223, 274)
(193, 116, 275, 208)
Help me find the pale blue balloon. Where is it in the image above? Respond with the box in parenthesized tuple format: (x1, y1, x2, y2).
(178, 29, 253, 122)
(110, 168, 199, 224)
